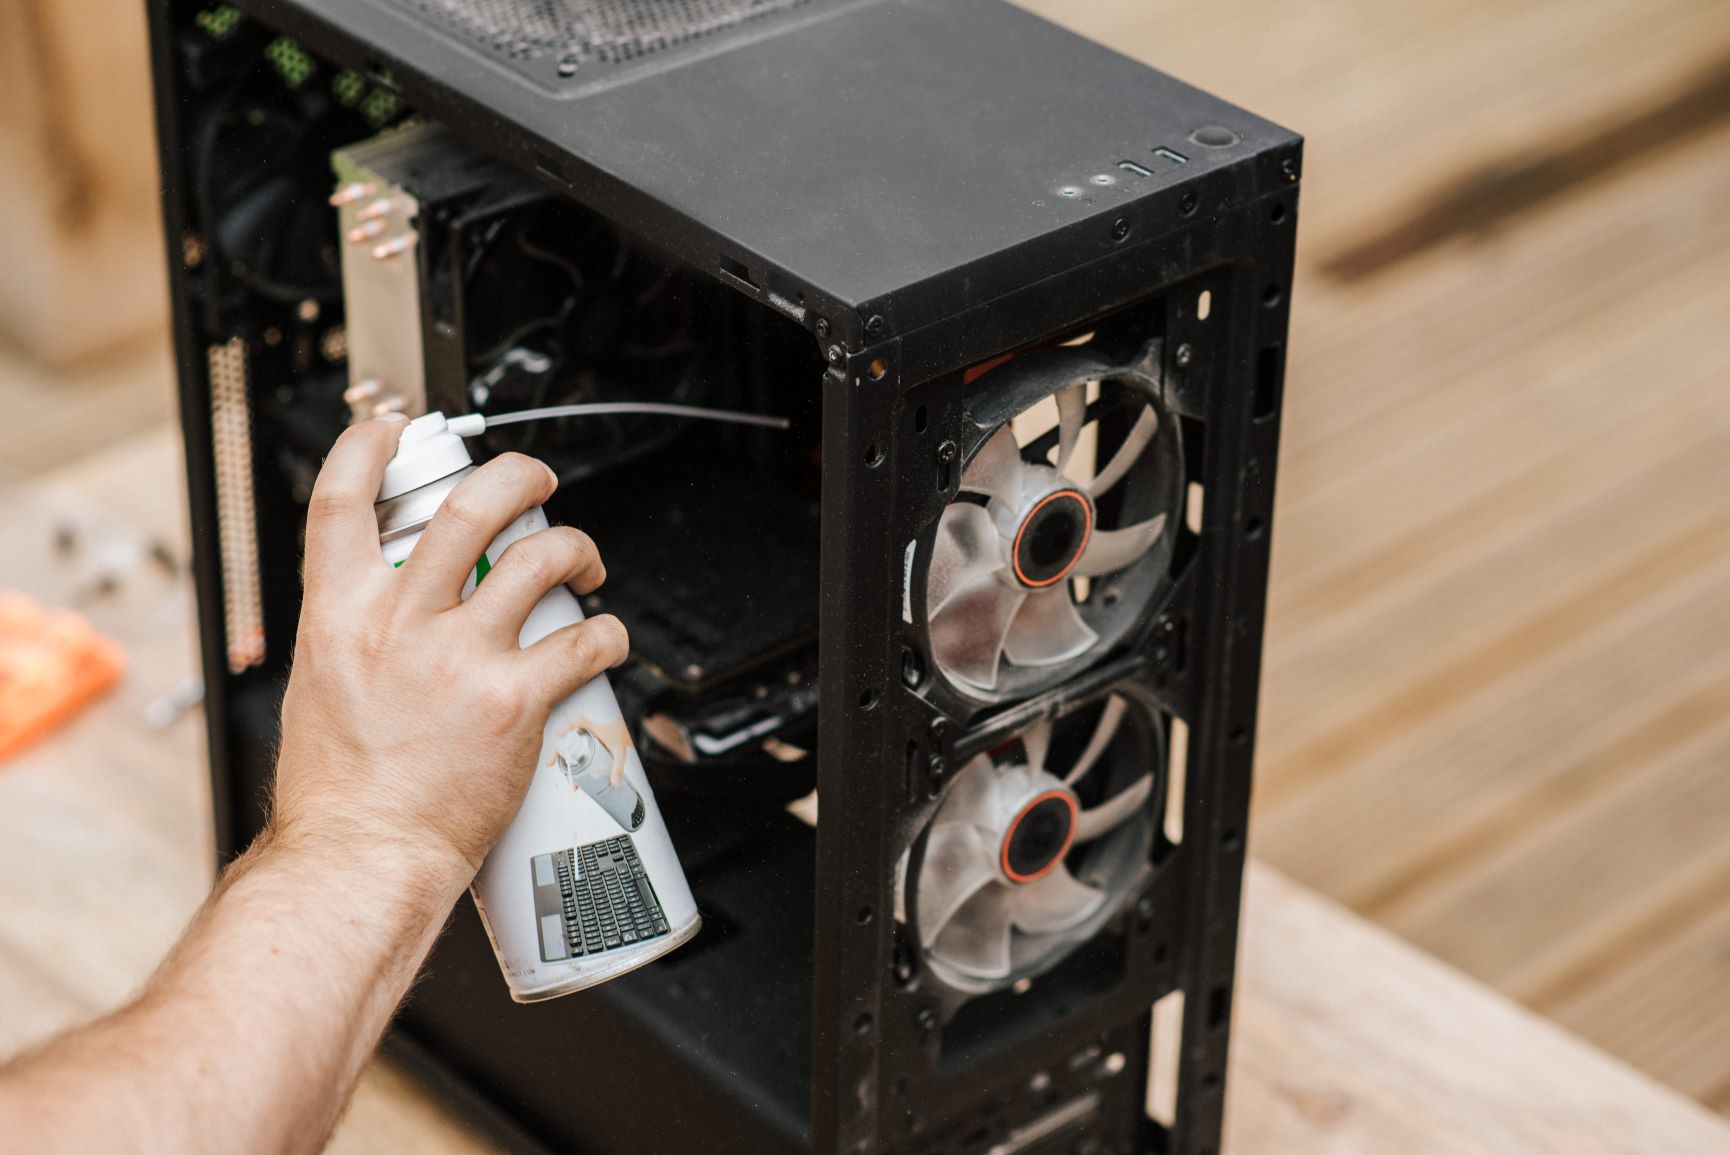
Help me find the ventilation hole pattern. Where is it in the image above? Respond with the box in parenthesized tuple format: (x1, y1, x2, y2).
(208, 339, 266, 674)
(394, 0, 809, 68)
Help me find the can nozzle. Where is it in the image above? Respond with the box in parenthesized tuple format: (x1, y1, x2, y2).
(445, 413, 487, 438)
(377, 412, 477, 500)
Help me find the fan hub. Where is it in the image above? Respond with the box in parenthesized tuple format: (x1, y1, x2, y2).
(1011, 489, 1094, 588)
(1000, 789, 1079, 883)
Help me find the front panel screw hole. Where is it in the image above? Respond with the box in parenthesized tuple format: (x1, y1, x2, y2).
(936, 439, 958, 493)
(865, 314, 887, 338)
(1111, 217, 1132, 242)
(1179, 191, 1198, 216)
(893, 940, 918, 987)
(864, 443, 883, 467)
(1173, 343, 1194, 369)
(854, 1014, 874, 1036)
(859, 688, 880, 711)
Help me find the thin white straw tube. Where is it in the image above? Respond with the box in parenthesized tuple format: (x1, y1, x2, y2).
(458, 402, 790, 434)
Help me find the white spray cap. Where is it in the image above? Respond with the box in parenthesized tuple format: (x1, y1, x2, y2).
(377, 411, 477, 500)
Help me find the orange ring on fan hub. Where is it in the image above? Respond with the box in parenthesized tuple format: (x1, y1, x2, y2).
(1001, 790, 1079, 883)
(1011, 489, 1094, 588)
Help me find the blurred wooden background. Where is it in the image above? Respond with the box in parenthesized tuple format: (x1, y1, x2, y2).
(1017, 0, 1730, 1113)
(2, 0, 1728, 1122)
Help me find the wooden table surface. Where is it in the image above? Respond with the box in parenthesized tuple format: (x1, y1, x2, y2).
(4, 429, 1728, 1153)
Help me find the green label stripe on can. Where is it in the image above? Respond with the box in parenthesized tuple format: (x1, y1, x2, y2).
(391, 554, 493, 585)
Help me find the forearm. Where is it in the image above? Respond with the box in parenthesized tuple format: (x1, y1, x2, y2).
(0, 427, 624, 1152)
(0, 827, 469, 1155)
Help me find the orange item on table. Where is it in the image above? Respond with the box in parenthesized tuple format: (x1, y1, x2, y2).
(0, 592, 126, 761)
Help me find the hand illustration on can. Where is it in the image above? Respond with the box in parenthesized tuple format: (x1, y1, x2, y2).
(555, 725, 647, 832)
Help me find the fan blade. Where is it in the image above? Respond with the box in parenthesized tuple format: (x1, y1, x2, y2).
(1012, 863, 1106, 935)
(1088, 406, 1158, 498)
(932, 885, 1015, 978)
(1074, 514, 1168, 577)
(928, 503, 1003, 618)
(942, 756, 1002, 832)
(1064, 695, 1127, 786)
(1003, 588, 1099, 667)
(930, 575, 1027, 691)
(992, 762, 1037, 814)
(1074, 773, 1155, 842)
(1055, 386, 1086, 477)
(1021, 720, 1053, 776)
(917, 823, 1000, 948)
(962, 426, 1027, 508)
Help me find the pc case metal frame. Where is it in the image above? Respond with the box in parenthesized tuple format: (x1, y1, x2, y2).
(147, 2, 1300, 1151)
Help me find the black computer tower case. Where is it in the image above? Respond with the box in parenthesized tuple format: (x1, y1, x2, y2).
(146, 2, 1300, 1152)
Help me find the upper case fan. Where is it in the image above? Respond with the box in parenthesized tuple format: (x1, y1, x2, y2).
(921, 343, 1184, 702)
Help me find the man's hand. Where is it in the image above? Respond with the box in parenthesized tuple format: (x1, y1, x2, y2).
(273, 414, 629, 896)
(0, 414, 629, 1155)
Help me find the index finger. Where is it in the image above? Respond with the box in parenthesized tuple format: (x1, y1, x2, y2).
(303, 414, 410, 587)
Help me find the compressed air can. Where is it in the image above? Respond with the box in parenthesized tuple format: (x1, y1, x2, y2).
(374, 412, 700, 1002)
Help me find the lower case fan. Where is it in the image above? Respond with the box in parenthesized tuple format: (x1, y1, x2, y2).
(898, 689, 1162, 998)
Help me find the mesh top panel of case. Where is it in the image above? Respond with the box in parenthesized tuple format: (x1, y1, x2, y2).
(394, 0, 809, 68)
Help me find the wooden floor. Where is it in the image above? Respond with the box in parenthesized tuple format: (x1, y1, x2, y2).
(5, 0, 1729, 1122)
(0, 329, 173, 489)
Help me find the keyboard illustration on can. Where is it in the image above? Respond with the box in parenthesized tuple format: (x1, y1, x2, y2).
(532, 836, 671, 963)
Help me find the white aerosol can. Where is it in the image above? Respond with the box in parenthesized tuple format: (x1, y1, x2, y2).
(374, 412, 700, 1002)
